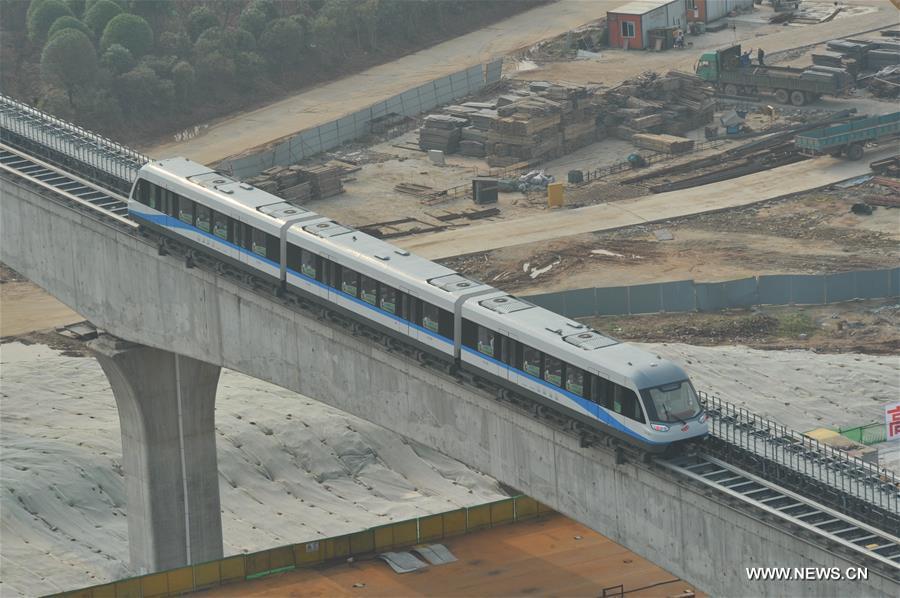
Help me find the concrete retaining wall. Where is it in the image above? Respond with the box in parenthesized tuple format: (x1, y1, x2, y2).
(2, 178, 896, 597)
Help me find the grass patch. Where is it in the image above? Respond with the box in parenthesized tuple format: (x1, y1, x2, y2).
(776, 312, 817, 337)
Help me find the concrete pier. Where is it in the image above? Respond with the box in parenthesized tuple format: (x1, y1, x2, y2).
(89, 336, 223, 574)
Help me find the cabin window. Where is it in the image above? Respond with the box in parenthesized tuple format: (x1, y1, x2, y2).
(195, 205, 211, 233)
(212, 212, 228, 240)
(178, 196, 194, 225)
(266, 234, 280, 263)
(592, 376, 613, 409)
(250, 228, 267, 257)
(522, 346, 542, 378)
(360, 275, 378, 305)
(301, 250, 317, 279)
(461, 319, 477, 349)
(421, 302, 440, 334)
(566, 365, 585, 397)
(544, 355, 563, 387)
(621, 21, 635, 38)
(477, 326, 495, 357)
(613, 385, 644, 423)
(341, 267, 359, 297)
(380, 285, 398, 314)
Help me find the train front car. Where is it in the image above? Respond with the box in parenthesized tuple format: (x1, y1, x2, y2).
(627, 352, 708, 449)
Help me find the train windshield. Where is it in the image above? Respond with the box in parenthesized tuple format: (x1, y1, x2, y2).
(641, 381, 701, 423)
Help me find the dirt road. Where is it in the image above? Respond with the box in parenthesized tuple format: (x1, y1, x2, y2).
(399, 147, 895, 259)
(146, 0, 620, 164)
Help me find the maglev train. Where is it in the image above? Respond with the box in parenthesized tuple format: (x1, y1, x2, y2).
(128, 157, 708, 452)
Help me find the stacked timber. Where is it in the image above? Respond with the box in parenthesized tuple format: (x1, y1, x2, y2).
(599, 71, 715, 140)
(297, 164, 344, 199)
(485, 95, 565, 166)
(418, 115, 467, 153)
(459, 126, 487, 157)
(632, 133, 695, 154)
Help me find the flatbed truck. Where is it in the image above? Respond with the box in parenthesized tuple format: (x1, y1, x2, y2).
(696, 45, 852, 106)
(794, 111, 900, 160)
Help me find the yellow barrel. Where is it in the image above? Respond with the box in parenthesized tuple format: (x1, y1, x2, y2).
(547, 182, 565, 207)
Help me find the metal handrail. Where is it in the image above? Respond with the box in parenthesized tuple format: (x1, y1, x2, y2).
(699, 391, 899, 518)
(0, 93, 149, 185)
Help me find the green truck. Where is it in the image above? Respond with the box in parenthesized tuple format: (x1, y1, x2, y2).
(696, 45, 852, 106)
(794, 111, 900, 160)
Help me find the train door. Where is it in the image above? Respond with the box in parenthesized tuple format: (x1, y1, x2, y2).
(497, 329, 515, 381)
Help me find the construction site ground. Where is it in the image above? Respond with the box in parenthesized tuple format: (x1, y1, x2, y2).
(588, 299, 900, 356)
(437, 178, 900, 296)
(208, 513, 704, 598)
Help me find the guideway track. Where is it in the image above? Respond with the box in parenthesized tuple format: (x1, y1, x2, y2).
(661, 455, 900, 580)
(2, 139, 897, 578)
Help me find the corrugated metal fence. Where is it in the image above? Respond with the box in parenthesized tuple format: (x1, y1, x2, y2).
(52, 495, 550, 598)
(524, 268, 900, 318)
(218, 59, 503, 179)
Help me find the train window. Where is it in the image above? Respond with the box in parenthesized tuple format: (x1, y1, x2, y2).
(379, 284, 399, 315)
(592, 376, 613, 409)
(360, 275, 377, 305)
(250, 228, 267, 257)
(212, 212, 228, 240)
(421, 302, 440, 334)
(286, 243, 302, 272)
(266, 234, 280, 263)
(544, 355, 563, 387)
(165, 190, 178, 217)
(613, 385, 644, 423)
(566, 365, 586, 397)
(461, 319, 477, 349)
(300, 250, 318, 279)
(341, 267, 359, 297)
(195, 205, 211, 233)
(178, 196, 194, 225)
(500, 337, 515, 366)
(477, 326, 495, 357)
(135, 180, 151, 206)
(522, 346, 542, 378)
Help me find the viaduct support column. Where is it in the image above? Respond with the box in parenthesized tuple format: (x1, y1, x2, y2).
(89, 335, 223, 574)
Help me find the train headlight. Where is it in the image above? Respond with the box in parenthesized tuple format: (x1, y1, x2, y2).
(651, 424, 670, 432)
(698, 412, 708, 424)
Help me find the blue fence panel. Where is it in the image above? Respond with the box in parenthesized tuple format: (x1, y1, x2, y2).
(660, 280, 695, 313)
(336, 116, 356, 143)
(854, 269, 892, 299)
(449, 70, 469, 95)
(528, 292, 567, 316)
(757, 275, 791, 305)
(892, 267, 900, 297)
(723, 277, 757, 308)
(628, 283, 661, 314)
(298, 129, 322, 156)
(272, 141, 292, 167)
(486, 59, 503, 83)
(417, 83, 437, 108)
(695, 282, 727, 311)
(595, 286, 629, 316)
(399, 90, 421, 116)
(385, 95, 404, 115)
(562, 288, 596, 318)
(465, 65, 483, 91)
(825, 271, 856, 303)
(790, 274, 826, 304)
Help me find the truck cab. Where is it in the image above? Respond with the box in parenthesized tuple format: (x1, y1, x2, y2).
(696, 45, 743, 82)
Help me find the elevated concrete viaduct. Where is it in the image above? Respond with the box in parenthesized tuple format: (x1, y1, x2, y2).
(2, 174, 898, 597)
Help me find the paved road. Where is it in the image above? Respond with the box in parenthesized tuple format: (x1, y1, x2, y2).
(398, 147, 895, 259)
(146, 0, 618, 163)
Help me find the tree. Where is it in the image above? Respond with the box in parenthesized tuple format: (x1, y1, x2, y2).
(171, 60, 195, 103)
(100, 43, 134, 74)
(100, 13, 153, 57)
(47, 15, 90, 40)
(247, 0, 278, 21)
(311, 14, 339, 60)
(115, 65, 174, 117)
(27, 0, 73, 42)
(158, 29, 192, 58)
(64, 0, 85, 17)
(83, 0, 122, 36)
(259, 17, 303, 73)
(187, 6, 218, 42)
(40, 28, 97, 105)
(235, 51, 265, 89)
(238, 6, 267, 40)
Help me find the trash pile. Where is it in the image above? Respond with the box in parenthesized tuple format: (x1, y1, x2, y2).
(598, 71, 716, 141)
(496, 169, 556, 192)
(867, 65, 900, 99)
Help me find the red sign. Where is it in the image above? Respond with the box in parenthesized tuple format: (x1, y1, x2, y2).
(886, 403, 900, 441)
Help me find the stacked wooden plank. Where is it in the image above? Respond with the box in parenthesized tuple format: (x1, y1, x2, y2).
(599, 71, 715, 140)
(485, 95, 564, 167)
(418, 115, 467, 152)
(297, 164, 344, 199)
(632, 133, 695, 154)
